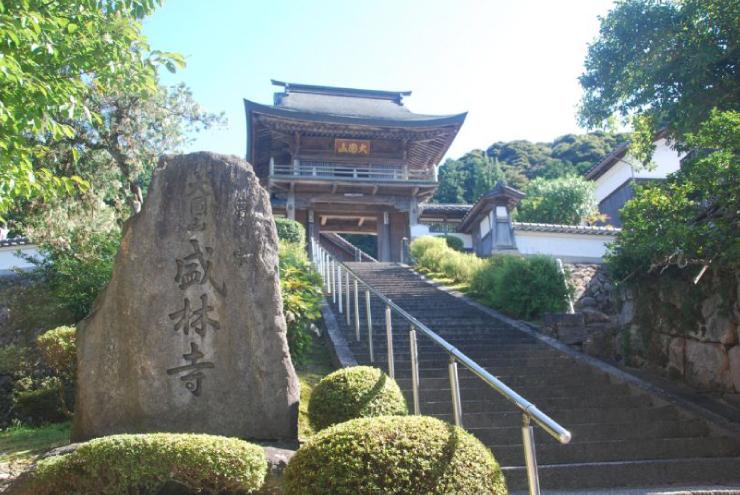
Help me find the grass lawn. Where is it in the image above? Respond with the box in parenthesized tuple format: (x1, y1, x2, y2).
(295, 331, 336, 441)
(0, 421, 71, 488)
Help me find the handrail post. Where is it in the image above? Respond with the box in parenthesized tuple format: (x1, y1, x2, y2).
(385, 304, 394, 379)
(409, 326, 420, 415)
(334, 260, 339, 303)
(353, 278, 360, 341)
(331, 260, 336, 303)
(522, 414, 542, 495)
(337, 264, 343, 314)
(365, 289, 374, 362)
(345, 271, 351, 325)
(449, 356, 463, 428)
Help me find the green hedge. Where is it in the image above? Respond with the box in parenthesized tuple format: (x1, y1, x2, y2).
(284, 415, 508, 495)
(308, 366, 407, 431)
(440, 235, 464, 252)
(275, 218, 306, 244)
(411, 237, 570, 319)
(410, 236, 484, 284)
(470, 255, 570, 319)
(32, 433, 267, 495)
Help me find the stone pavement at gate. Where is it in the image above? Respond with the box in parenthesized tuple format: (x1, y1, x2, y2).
(72, 152, 299, 442)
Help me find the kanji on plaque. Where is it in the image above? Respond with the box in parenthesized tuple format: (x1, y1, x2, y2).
(174, 239, 227, 296)
(167, 342, 215, 396)
(169, 294, 221, 337)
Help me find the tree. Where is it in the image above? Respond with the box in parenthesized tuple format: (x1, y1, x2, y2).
(606, 110, 740, 280)
(434, 151, 503, 204)
(578, 0, 740, 160)
(0, 0, 182, 216)
(516, 176, 599, 225)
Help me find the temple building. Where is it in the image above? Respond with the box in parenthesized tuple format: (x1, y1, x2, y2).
(244, 80, 466, 261)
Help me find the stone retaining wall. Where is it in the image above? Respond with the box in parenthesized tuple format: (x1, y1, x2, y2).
(565, 263, 616, 315)
(545, 267, 740, 406)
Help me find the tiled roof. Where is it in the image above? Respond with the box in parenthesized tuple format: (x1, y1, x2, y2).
(421, 203, 472, 214)
(512, 222, 621, 236)
(0, 237, 30, 248)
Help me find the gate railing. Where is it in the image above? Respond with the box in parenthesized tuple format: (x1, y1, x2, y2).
(311, 238, 571, 495)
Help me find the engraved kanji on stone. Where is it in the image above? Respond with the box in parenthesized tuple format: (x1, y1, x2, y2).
(169, 293, 221, 337)
(186, 170, 211, 231)
(174, 239, 227, 296)
(166, 342, 215, 396)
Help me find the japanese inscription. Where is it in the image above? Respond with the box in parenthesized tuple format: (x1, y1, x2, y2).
(166, 342, 215, 397)
(186, 169, 211, 231)
(334, 138, 370, 155)
(166, 168, 225, 397)
(174, 239, 227, 296)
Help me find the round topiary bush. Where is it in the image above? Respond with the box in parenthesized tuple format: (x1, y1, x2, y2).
(32, 433, 267, 495)
(284, 415, 508, 495)
(308, 366, 407, 431)
(275, 217, 306, 244)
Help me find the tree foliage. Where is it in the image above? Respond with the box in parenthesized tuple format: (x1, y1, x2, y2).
(434, 150, 503, 203)
(606, 110, 740, 280)
(434, 132, 626, 204)
(0, 0, 184, 216)
(579, 0, 740, 161)
(517, 176, 599, 225)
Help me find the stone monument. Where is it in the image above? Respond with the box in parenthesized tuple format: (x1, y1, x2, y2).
(71, 152, 299, 442)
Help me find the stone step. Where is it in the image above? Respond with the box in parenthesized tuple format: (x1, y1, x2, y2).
(467, 418, 709, 445)
(414, 394, 653, 415)
(404, 383, 635, 402)
(502, 457, 740, 491)
(489, 436, 740, 466)
(431, 405, 682, 429)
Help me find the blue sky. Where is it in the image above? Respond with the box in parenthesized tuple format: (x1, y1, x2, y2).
(143, 0, 616, 161)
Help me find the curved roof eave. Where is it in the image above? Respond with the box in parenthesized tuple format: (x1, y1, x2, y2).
(244, 99, 467, 129)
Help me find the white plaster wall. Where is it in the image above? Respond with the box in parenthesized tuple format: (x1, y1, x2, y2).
(594, 160, 633, 203)
(0, 245, 38, 274)
(479, 215, 491, 238)
(515, 232, 615, 263)
(593, 139, 685, 203)
(634, 138, 685, 179)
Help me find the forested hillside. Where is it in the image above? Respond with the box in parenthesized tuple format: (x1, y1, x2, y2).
(434, 131, 627, 204)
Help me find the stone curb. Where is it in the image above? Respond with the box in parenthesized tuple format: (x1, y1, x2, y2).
(319, 297, 358, 369)
(405, 265, 740, 438)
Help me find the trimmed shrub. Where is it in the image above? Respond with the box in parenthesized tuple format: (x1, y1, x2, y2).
(409, 236, 447, 262)
(411, 236, 483, 283)
(11, 381, 68, 426)
(278, 241, 322, 365)
(275, 218, 306, 244)
(308, 366, 407, 431)
(32, 433, 267, 495)
(439, 250, 485, 283)
(472, 255, 570, 319)
(440, 234, 464, 252)
(36, 326, 77, 417)
(284, 415, 508, 495)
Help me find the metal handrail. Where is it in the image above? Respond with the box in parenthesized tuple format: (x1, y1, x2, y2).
(311, 239, 571, 495)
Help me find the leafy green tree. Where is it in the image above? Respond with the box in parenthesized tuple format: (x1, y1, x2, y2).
(434, 151, 503, 203)
(579, 0, 740, 161)
(0, 0, 183, 216)
(517, 176, 599, 225)
(607, 110, 740, 280)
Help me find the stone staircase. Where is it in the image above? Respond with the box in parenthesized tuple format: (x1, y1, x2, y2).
(324, 262, 740, 492)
